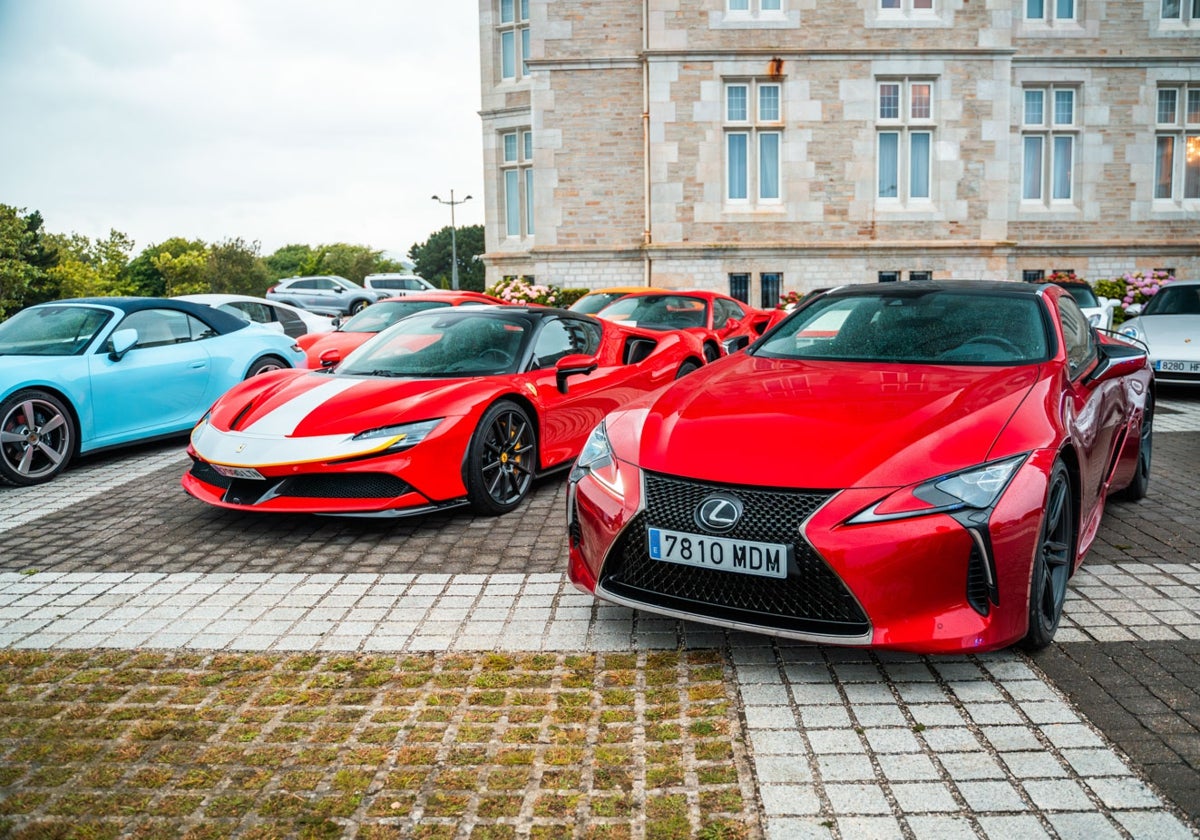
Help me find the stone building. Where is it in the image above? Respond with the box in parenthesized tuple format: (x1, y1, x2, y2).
(477, 0, 1200, 307)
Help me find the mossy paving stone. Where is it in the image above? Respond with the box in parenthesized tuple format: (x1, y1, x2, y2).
(0, 649, 761, 839)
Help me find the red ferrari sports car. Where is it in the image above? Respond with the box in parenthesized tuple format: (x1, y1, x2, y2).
(567, 281, 1154, 653)
(595, 290, 773, 362)
(182, 306, 706, 517)
(297, 291, 505, 369)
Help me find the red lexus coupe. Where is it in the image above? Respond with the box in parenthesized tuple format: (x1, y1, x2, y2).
(566, 281, 1154, 653)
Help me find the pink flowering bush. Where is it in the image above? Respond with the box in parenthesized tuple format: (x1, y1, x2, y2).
(1116, 270, 1174, 309)
(777, 290, 805, 310)
(486, 276, 565, 307)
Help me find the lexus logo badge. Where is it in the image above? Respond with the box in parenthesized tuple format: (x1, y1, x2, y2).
(695, 494, 744, 534)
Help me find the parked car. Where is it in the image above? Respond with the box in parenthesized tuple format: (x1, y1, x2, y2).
(0, 298, 306, 486)
(595, 290, 774, 361)
(567, 280, 1153, 653)
(362, 273, 438, 295)
(297, 291, 506, 369)
(175, 293, 334, 338)
(568, 287, 656, 316)
(182, 306, 707, 517)
(1119, 279, 1200, 385)
(1045, 278, 1118, 329)
(265, 276, 389, 317)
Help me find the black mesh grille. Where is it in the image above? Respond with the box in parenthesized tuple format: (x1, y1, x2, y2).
(277, 474, 410, 499)
(189, 460, 231, 489)
(600, 473, 870, 637)
(966, 542, 990, 616)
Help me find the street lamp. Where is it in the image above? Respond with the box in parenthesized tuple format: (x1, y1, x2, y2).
(431, 190, 472, 290)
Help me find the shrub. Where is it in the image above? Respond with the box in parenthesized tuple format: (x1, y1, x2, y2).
(486, 276, 564, 307)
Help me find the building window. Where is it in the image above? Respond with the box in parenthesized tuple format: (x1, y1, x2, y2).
(909, 271, 932, 282)
(1023, 269, 1046, 282)
(727, 0, 784, 13)
(1155, 267, 1178, 277)
(729, 273, 750, 303)
(880, 0, 934, 12)
(1154, 86, 1200, 201)
(877, 79, 934, 204)
(499, 0, 530, 81)
(760, 273, 782, 309)
(1022, 86, 1077, 204)
(1025, 0, 1076, 22)
(502, 129, 534, 237)
(878, 271, 901, 283)
(726, 80, 783, 204)
(1161, 0, 1200, 22)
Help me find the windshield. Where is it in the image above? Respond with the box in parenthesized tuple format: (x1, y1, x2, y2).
(597, 294, 708, 330)
(753, 289, 1050, 365)
(339, 310, 531, 377)
(1141, 284, 1200, 316)
(0, 305, 112, 356)
(570, 292, 630, 315)
(340, 300, 450, 333)
(1060, 284, 1100, 308)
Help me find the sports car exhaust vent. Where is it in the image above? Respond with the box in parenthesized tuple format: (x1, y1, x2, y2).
(229, 399, 257, 431)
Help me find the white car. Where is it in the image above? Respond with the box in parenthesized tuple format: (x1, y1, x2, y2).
(176, 294, 335, 338)
(1119, 279, 1200, 386)
(1050, 280, 1118, 330)
(363, 273, 438, 295)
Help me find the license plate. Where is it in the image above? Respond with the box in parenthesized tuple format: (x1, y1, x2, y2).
(1155, 359, 1200, 374)
(647, 527, 789, 579)
(211, 464, 265, 480)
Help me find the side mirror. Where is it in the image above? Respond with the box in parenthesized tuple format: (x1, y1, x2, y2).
(1125, 303, 1143, 317)
(1085, 344, 1148, 386)
(108, 329, 138, 361)
(319, 348, 342, 369)
(724, 317, 740, 331)
(555, 353, 599, 394)
(331, 315, 343, 330)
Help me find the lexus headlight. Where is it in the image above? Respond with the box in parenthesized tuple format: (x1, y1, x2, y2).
(850, 454, 1026, 524)
(351, 418, 442, 451)
(570, 421, 624, 497)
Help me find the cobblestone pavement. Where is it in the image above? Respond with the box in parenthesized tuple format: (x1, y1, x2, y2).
(2, 391, 1200, 839)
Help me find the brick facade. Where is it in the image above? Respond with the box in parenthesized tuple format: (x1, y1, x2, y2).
(478, 0, 1200, 301)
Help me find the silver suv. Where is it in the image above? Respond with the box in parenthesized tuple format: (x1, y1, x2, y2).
(265, 276, 389, 316)
(363, 273, 438, 295)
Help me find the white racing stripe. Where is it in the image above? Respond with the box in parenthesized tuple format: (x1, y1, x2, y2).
(240, 375, 364, 436)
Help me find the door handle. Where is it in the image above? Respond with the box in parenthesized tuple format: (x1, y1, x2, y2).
(189, 361, 206, 369)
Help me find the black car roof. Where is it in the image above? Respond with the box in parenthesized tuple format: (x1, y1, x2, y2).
(824, 280, 1045, 298)
(51, 297, 249, 334)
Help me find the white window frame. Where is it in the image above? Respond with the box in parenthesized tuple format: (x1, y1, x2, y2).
(726, 0, 785, 15)
(724, 80, 784, 205)
(1024, 0, 1077, 22)
(876, 78, 935, 205)
(1021, 85, 1078, 206)
(498, 0, 530, 82)
(1154, 85, 1200, 202)
(879, 0, 936, 16)
(1161, 0, 1200, 23)
(501, 129, 534, 238)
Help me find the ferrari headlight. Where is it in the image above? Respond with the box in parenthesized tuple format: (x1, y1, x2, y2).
(351, 418, 442, 450)
(570, 421, 624, 497)
(849, 454, 1026, 524)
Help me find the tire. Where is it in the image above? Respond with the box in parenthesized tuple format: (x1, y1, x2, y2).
(0, 389, 77, 487)
(1116, 400, 1153, 501)
(1020, 460, 1075, 651)
(675, 359, 702, 379)
(348, 299, 370, 316)
(465, 400, 537, 515)
(245, 356, 288, 378)
(703, 343, 720, 363)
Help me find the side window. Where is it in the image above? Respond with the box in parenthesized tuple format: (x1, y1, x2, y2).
(716, 299, 746, 324)
(231, 301, 272, 324)
(315, 279, 337, 291)
(531, 319, 574, 368)
(291, 279, 317, 290)
(563, 317, 602, 355)
(1058, 295, 1096, 378)
(117, 309, 202, 348)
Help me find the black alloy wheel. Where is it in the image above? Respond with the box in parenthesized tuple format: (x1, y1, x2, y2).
(0, 390, 77, 487)
(1020, 460, 1075, 650)
(348, 299, 370, 315)
(466, 400, 537, 515)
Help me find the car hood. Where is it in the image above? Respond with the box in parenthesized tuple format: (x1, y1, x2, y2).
(209, 370, 485, 438)
(622, 354, 1041, 489)
(1125, 315, 1200, 355)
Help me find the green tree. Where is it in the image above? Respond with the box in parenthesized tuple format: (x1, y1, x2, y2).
(41, 229, 134, 301)
(409, 225, 484, 292)
(153, 249, 209, 296)
(264, 243, 314, 280)
(0, 205, 60, 316)
(127, 237, 207, 297)
(206, 237, 270, 296)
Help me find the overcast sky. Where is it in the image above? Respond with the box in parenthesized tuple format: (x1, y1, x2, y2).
(0, 0, 485, 259)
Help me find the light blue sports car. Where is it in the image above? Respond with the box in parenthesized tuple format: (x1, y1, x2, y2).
(0, 297, 306, 486)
